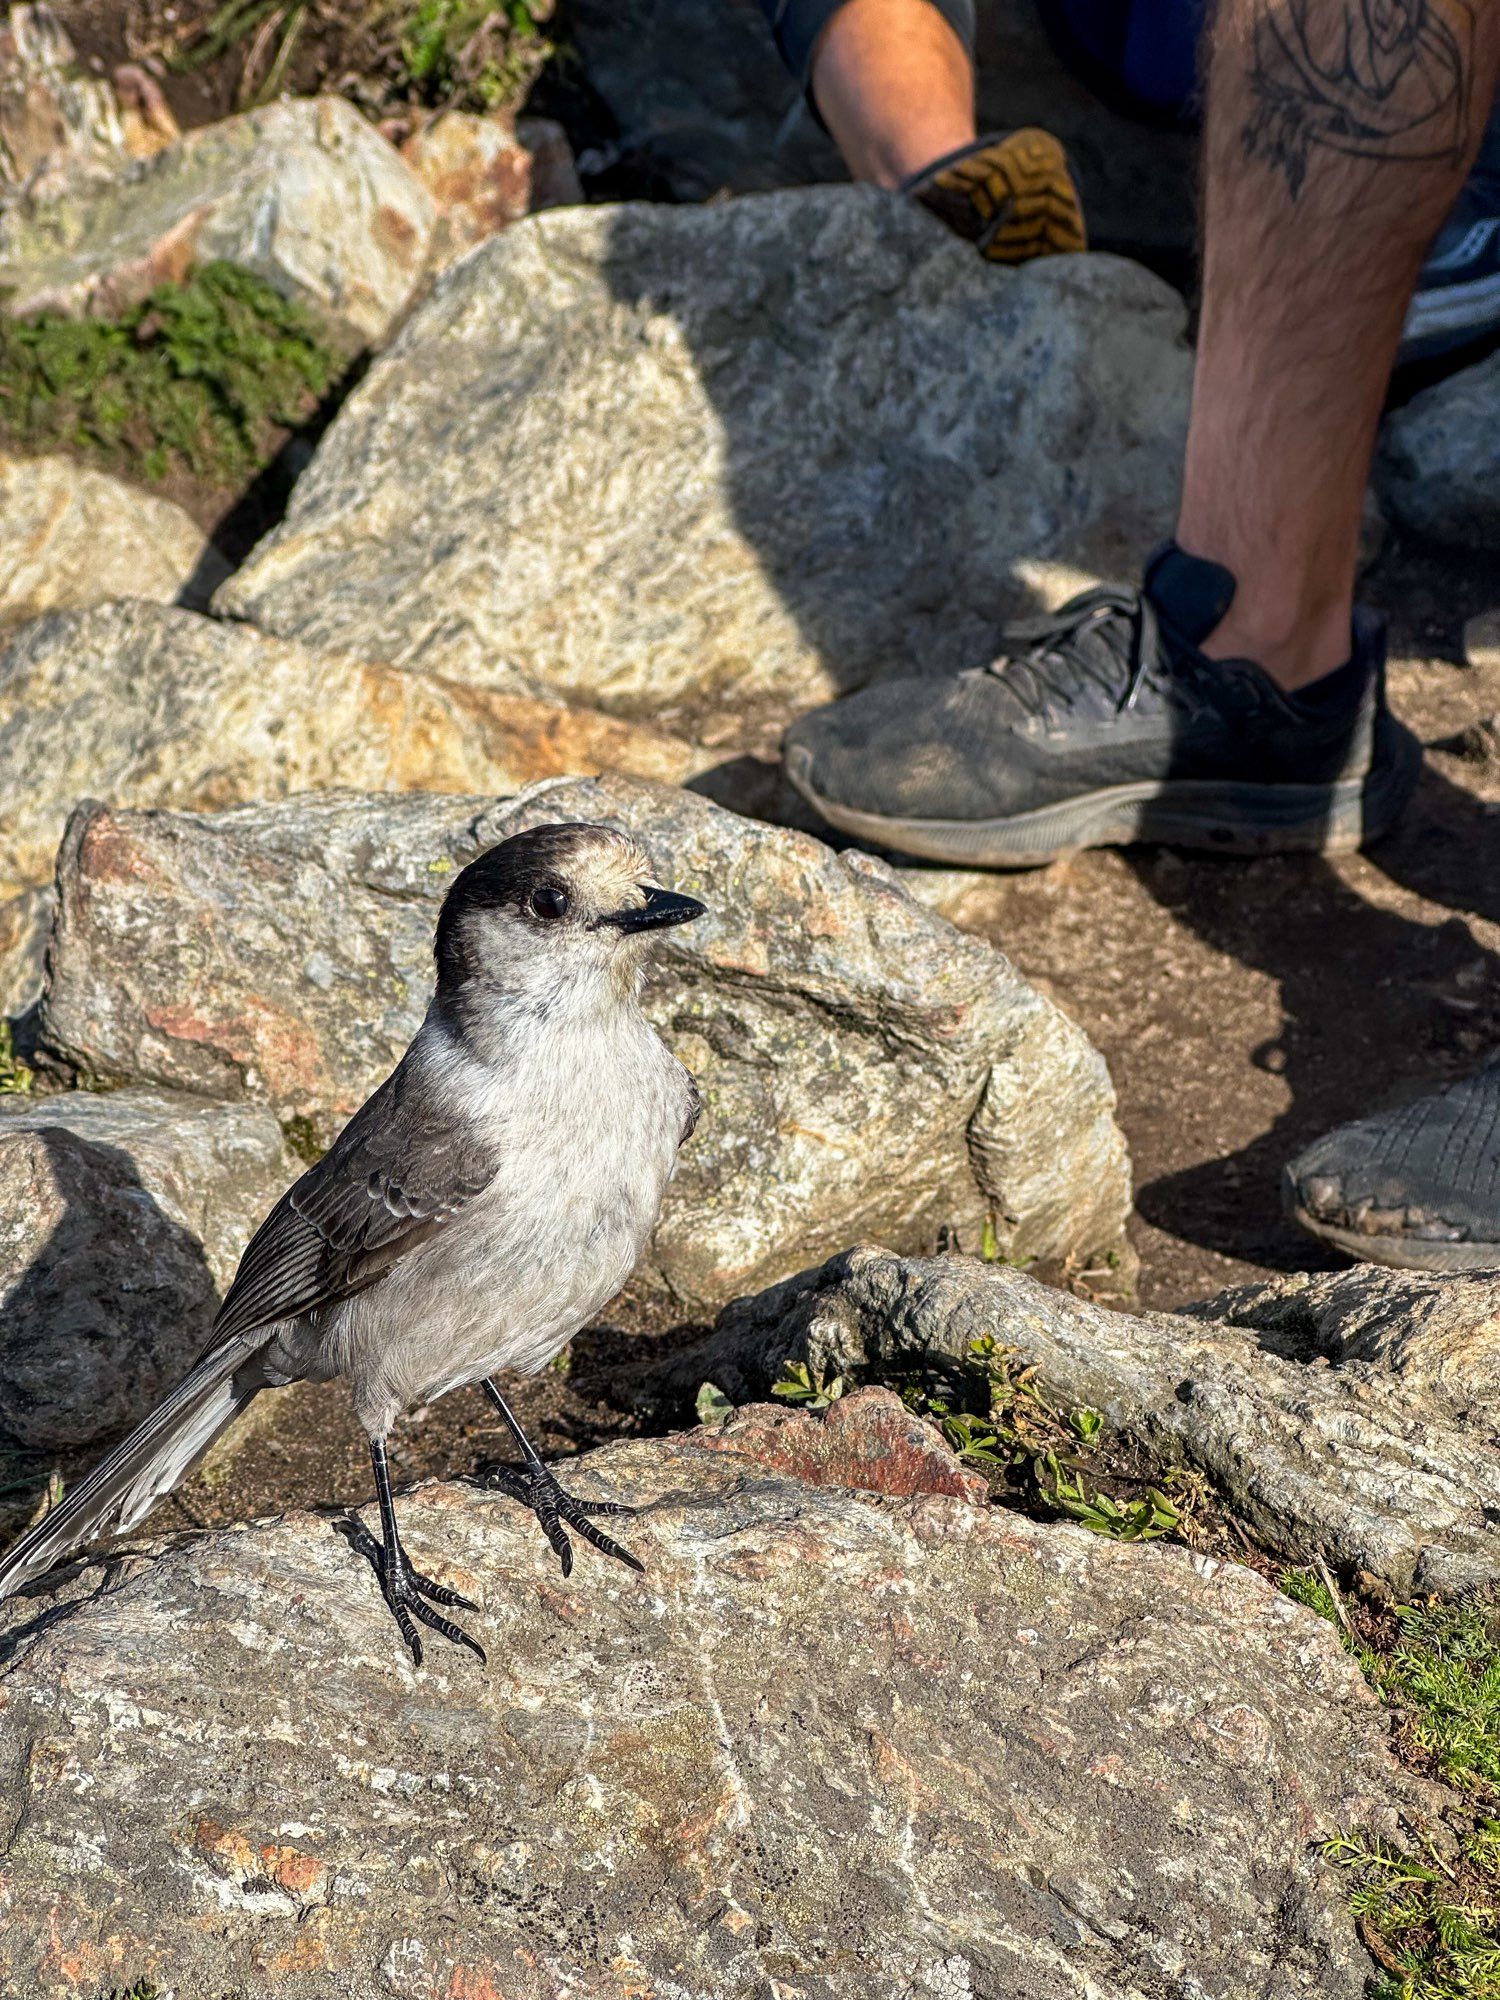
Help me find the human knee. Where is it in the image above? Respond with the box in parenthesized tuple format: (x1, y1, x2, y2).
(755, 0, 977, 87)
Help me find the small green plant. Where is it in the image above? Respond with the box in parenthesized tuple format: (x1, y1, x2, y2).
(771, 1361, 844, 1412)
(900, 1336, 1086, 1473)
(695, 1381, 734, 1425)
(399, 0, 554, 109)
(1043, 1456, 1181, 1541)
(1285, 1582, 1500, 1794)
(0, 1020, 32, 1095)
(281, 1113, 326, 1165)
(1324, 1824, 1500, 1998)
(0, 262, 342, 490)
(1288, 1576, 1500, 1994)
(1069, 1405, 1104, 1445)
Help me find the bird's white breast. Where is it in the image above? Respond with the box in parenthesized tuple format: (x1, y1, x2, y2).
(327, 999, 693, 1431)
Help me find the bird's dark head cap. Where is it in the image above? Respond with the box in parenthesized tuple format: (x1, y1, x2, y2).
(435, 821, 704, 990)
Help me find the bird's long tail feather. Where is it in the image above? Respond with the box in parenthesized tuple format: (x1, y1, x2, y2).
(0, 1337, 269, 1600)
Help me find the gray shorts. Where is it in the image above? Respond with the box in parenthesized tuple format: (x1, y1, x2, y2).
(756, 0, 976, 87)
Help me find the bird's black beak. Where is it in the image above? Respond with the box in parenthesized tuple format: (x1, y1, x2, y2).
(602, 886, 707, 933)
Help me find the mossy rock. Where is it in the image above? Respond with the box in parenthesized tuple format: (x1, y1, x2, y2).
(0, 261, 344, 492)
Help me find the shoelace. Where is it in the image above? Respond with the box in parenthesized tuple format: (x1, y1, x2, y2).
(979, 585, 1186, 725)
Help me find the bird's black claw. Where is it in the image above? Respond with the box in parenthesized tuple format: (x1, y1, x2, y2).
(485, 1464, 644, 1577)
(346, 1518, 487, 1666)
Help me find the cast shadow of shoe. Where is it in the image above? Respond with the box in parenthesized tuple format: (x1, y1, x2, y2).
(1129, 761, 1500, 1277)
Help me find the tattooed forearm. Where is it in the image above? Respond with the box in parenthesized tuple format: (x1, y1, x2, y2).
(1243, 0, 1474, 196)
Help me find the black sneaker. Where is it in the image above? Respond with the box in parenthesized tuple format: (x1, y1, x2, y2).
(1285, 1058, 1500, 1272)
(782, 543, 1422, 869)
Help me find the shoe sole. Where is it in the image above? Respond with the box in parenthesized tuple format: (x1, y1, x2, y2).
(784, 714, 1423, 870)
(1401, 264, 1500, 362)
(1287, 1203, 1500, 1273)
(939, 129, 1088, 262)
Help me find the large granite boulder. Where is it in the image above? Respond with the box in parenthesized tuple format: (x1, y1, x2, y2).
(0, 1417, 1428, 1999)
(1377, 348, 1500, 551)
(38, 776, 1131, 1308)
(0, 1086, 295, 1453)
(0, 599, 711, 897)
(218, 189, 1192, 740)
(662, 1245, 1500, 1594)
(0, 95, 436, 344)
(0, 451, 224, 630)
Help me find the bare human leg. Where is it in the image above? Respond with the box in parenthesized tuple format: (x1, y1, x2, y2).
(806, 0, 976, 187)
(1181, 0, 1500, 690)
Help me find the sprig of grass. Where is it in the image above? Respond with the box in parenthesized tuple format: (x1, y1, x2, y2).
(1289, 1576, 1500, 1995)
(1324, 1823, 1500, 1999)
(0, 1020, 32, 1095)
(1284, 1582, 1500, 1794)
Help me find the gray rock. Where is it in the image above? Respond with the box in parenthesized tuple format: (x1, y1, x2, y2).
(0, 599, 715, 897)
(0, 1086, 295, 1452)
(0, 3, 176, 201)
(0, 880, 50, 1017)
(0, 95, 436, 345)
(568, 0, 1197, 261)
(1377, 349, 1500, 551)
(218, 189, 1192, 740)
(0, 1424, 1428, 1999)
(401, 109, 582, 271)
(0, 451, 225, 630)
(663, 1244, 1500, 1593)
(39, 776, 1131, 1310)
(1185, 1262, 1500, 1421)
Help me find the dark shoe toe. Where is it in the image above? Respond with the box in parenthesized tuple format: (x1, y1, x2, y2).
(1284, 1060, 1500, 1269)
(784, 676, 1012, 825)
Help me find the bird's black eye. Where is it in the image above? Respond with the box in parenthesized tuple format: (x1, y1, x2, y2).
(528, 884, 570, 921)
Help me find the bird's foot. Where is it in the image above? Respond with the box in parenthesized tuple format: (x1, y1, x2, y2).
(485, 1462, 643, 1579)
(345, 1517, 486, 1667)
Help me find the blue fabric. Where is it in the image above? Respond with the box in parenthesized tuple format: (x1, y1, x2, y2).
(1035, 0, 1205, 121)
(755, 0, 976, 87)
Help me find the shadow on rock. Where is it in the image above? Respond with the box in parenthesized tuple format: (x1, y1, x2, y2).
(0, 1128, 220, 1466)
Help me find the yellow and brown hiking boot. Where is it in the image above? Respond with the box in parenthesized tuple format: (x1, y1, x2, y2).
(902, 128, 1087, 263)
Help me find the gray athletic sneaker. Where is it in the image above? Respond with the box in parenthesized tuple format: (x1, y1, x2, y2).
(1285, 1060, 1500, 1272)
(782, 543, 1422, 868)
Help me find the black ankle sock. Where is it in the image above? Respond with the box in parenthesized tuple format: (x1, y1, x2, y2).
(1282, 648, 1369, 716)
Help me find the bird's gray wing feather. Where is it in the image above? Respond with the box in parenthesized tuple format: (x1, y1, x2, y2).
(210, 1058, 499, 1345)
(681, 1071, 703, 1147)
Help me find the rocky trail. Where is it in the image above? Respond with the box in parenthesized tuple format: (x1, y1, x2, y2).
(1, 4, 1500, 1995)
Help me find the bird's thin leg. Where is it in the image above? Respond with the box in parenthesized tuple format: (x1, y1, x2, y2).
(481, 1378, 643, 1579)
(347, 1436, 486, 1667)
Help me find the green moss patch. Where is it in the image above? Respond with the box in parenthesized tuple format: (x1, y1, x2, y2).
(0, 262, 344, 490)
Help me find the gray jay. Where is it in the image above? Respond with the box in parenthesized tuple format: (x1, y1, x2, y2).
(0, 823, 705, 1664)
